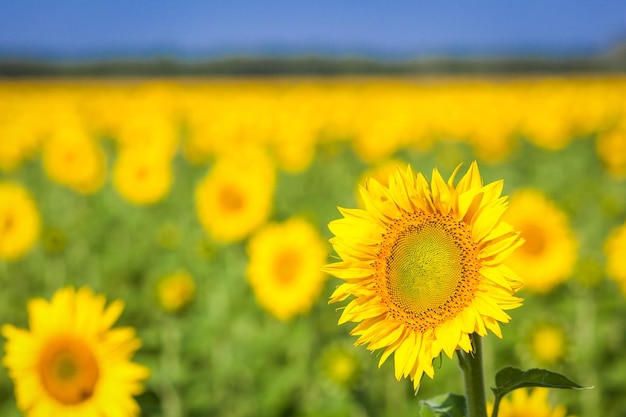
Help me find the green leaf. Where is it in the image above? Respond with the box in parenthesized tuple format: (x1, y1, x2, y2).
(492, 367, 589, 399)
(419, 393, 467, 417)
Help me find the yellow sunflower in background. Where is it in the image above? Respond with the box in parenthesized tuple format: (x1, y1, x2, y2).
(0, 182, 40, 261)
(319, 344, 360, 387)
(195, 147, 275, 243)
(503, 189, 577, 294)
(488, 388, 573, 417)
(42, 123, 106, 194)
(326, 162, 524, 389)
(604, 221, 626, 296)
(157, 271, 196, 313)
(113, 147, 173, 205)
(247, 217, 327, 321)
(595, 125, 626, 179)
(527, 322, 568, 365)
(2, 286, 149, 417)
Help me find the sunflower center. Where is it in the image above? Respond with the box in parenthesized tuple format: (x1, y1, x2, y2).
(64, 151, 76, 164)
(219, 185, 244, 212)
(387, 223, 463, 315)
(377, 213, 480, 332)
(38, 336, 99, 405)
(274, 249, 300, 285)
(520, 222, 546, 256)
(136, 167, 149, 180)
(1, 213, 14, 233)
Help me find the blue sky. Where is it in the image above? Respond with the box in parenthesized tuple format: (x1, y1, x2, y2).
(1, 0, 625, 59)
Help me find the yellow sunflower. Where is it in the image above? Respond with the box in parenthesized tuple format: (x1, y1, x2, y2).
(246, 217, 327, 321)
(42, 124, 106, 194)
(595, 125, 626, 179)
(488, 388, 573, 417)
(503, 190, 577, 294)
(195, 148, 275, 243)
(112, 147, 173, 205)
(326, 162, 524, 389)
(157, 271, 196, 313)
(527, 322, 568, 365)
(2, 286, 150, 417)
(0, 182, 41, 260)
(319, 344, 360, 387)
(604, 221, 626, 296)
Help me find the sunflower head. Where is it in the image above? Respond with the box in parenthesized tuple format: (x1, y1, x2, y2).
(503, 189, 577, 294)
(2, 286, 149, 417)
(195, 147, 275, 243)
(157, 271, 196, 313)
(43, 124, 106, 194)
(113, 147, 173, 206)
(0, 182, 41, 261)
(325, 162, 524, 389)
(527, 322, 568, 365)
(246, 217, 327, 321)
(604, 221, 626, 297)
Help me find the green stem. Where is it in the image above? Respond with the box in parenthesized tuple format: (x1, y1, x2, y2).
(160, 315, 182, 417)
(457, 333, 488, 417)
(491, 396, 501, 417)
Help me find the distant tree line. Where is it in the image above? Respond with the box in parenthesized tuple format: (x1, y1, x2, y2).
(1, 50, 625, 78)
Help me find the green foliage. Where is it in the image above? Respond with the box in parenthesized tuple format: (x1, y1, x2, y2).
(419, 393, 467, 417)
(493, 367, 586, 396)
(490, 367, 588, 417)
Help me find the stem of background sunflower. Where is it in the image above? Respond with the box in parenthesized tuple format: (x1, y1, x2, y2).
(457, 333, 488, 417)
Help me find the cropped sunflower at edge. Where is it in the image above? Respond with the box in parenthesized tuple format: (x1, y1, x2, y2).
(325, 161, 525, 390)
(2, 286, 150, 417)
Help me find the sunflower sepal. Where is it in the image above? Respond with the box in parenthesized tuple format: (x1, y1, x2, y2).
(489, 366, 590, 417)
(418, 392, 467, 417)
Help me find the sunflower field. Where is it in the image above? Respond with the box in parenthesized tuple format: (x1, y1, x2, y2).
(0, 77, 625, 417)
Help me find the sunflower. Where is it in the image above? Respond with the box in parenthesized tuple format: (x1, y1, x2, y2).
(604, 221, 626, 296)
(42, 123, 106, 194)
(595, 125, 626, 179)
(113, 147, 173, 205)
(0, 182, 40, 260)
(2, 287, 150, 417)
(326, 162, 524, 389)
(195, 147, 275, 243)
(319, 344, 360, 387)
(246, 217, 327, 321)
(527, 322, 568, 365)
(488, 388, 573, 417)
(157, 271, 196, 313)
(503, 189, 577, 294)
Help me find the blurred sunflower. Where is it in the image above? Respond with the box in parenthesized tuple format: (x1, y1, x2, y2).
(326, 162, 524, 389)
(42, 123, 106, 194)
(0, 182, 40, 260)
(527, 322, 568, 365)
(2, 286, 149, 417)
(0, 121, 41, 172)
(488, 388, 573, 417)
(247, 217, 327, 321)
(604, 221, 626, 296)
(595, 125, 626, 179)
(319, 344, 360, 387)
(157, 271, 196, 313)
(113, 147, 173, 205)
(503, 190, 577, 294)
(195, 148, 275, 243)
